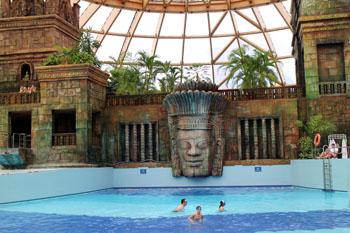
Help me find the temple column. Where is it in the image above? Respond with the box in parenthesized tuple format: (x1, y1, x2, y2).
(155, 123, 158, 161)
(125, 124, 130, 162)
(141, 123, 145, 161)
(133, 123, 138, 162)
(279, 119, 284, 159)
(253, 119, 259, 159)
(271, 118, 276, 159)
(244, 119, 250, 160)
(148, 123, 153, 160)
(237, 119, 242, 160)
(262, 118, 267, 159)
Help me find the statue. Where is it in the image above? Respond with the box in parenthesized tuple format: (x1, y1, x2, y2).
(0, 0, 10, 18)
(163, 81, 228, 177)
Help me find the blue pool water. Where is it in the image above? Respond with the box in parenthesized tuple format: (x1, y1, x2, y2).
(0, 187, 350, 233)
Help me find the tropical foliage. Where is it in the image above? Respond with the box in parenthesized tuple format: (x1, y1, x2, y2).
(219, 45, 279, 89)
(43, 30, 101, 68)
(295, 114, 337, 159)
(107, 51, 212, 95)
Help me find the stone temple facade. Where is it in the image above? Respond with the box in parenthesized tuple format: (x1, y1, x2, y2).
(0, 0, 349, 175)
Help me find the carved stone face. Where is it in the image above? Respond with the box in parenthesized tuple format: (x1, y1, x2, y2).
(176, 129, 214, 177)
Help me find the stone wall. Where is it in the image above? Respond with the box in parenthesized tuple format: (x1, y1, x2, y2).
(0, 64, 109, 165)
(104, 98, 301, 163)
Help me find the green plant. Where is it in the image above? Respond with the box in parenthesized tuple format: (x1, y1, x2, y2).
(298, 136, 314, 159)
(43, 29, 101, 68)
(295, 114, 337, 138)
(219, 45, 279, 89)
(158, 61, 181, 92)
(296, 114, 337, 159)
(136, 50, 163, 94)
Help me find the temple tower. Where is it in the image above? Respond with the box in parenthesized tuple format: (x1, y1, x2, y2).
(0, 0, 79, 93)
(292, 0, 350, 135)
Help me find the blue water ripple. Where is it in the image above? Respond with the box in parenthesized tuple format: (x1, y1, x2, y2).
(1, 209, 350, 233)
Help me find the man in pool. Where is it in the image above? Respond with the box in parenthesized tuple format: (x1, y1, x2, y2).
(174, 198, 187, 212)
(188, 206, 203, 223)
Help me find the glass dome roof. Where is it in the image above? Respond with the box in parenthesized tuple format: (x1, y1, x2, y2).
(73, 0, 295, 87)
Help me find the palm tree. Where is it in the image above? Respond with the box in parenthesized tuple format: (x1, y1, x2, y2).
(136, 50, 163, 94)
(108, 55, 142, 95)
(184, 64, 211, 83)
(219, 45, 279, 89)
(158, 61, 181, 92)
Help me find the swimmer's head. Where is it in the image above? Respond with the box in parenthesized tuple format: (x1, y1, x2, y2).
(196, 206, 201, 212)
(220, 200, 225, 207)
(181, 199, 187, 205)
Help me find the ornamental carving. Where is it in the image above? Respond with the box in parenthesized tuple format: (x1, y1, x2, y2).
(1, 0, 79, 28)
(163, 81, 228, 177)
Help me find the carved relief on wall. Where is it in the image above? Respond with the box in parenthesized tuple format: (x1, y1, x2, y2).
(10, 0, 45, 17)
(1, 0, 79, 28)
(163, 81, 228, 177)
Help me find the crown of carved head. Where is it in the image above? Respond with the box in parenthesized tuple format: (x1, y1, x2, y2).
(163, 90, 227, 117)
(174, 81, 219, 92)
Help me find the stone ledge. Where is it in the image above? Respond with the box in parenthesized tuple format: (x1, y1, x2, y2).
(36, 64, 109, 87)
(113, 160, 291, 168)
(27, 163, 100, 169)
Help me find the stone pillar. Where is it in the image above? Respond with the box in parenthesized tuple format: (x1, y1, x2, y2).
(148, 123, 153, 160)
(279, 119, 284, 159)
(271, 118, 276, 159)
(140, 123, 145, 161)
(133, 123, 138, 162)
(125, 124, 129, 162)
(244, 119, 250, 160)
(262, 118, 267, 159)
(253, 119, 259, 159)
(155, 123, 158, 161)
(237, 119, 242, 160)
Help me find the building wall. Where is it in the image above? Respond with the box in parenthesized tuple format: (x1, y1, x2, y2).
(104, 98, 301, 162)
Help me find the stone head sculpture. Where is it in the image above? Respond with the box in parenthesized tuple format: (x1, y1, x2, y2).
(163, 81, 228, 177)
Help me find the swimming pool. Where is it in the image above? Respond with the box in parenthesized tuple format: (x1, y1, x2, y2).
(0, 187, 350, 233)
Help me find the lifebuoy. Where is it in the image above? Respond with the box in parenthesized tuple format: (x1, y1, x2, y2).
(314, 134, 321, 147)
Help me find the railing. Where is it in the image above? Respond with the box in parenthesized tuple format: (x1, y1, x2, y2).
(106, 93, 167, 107)
(52, 133, 76, 146)
(319, 81, 346, 95)
(0, 92, 40, 105)
(9, 133, 31, 149)
(221, 86, 305, 101)
(105, 86, 306, 107)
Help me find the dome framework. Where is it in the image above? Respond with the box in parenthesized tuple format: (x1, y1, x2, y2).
(72, 0, 294, 86)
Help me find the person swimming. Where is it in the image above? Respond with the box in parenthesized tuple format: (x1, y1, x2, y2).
(174, 198, 187, 212)
(188, 206, 203, 223)
(219, 200, 225, 211)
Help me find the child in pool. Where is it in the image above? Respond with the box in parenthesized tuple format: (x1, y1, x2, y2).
(188, 206, 203, 223)
(219, 200, 225, 211)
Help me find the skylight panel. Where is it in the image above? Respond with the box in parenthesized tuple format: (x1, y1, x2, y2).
(186, 13, 209, 36)
(183, 38, 211, 63)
